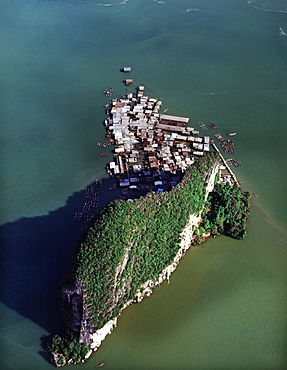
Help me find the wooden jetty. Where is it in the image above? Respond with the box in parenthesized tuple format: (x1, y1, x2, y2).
(212, 143, 238, 184)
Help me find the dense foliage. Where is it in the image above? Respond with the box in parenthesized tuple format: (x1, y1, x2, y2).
(46, 331, 90, 366)
(61, 152, 218, 331)
(198, 182, 251, 241)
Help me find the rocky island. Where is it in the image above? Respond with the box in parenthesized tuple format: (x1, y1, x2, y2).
(47, 88, 250, 367)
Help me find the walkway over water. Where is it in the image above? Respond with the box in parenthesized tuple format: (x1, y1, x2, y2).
(212, 142, 238, 184)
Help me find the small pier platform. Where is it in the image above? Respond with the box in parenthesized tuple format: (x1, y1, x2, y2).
(212, 143, 238, 184)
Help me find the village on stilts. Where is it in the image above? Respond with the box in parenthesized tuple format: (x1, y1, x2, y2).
(104, 86, 240, 198)
(74, 83, 241, 226)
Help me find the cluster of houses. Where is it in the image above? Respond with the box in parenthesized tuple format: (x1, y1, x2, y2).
(104, 86, 212, 194)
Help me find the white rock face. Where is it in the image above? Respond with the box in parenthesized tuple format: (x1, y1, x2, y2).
(83, 212, 202, 356)
(205, 160, 219, 198)
(89, 317, 118, 350)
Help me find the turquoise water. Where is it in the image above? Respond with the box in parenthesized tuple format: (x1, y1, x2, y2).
(1, 0, 287, 369)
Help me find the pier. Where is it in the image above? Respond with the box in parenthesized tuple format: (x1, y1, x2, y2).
(211, 142, 238, 184)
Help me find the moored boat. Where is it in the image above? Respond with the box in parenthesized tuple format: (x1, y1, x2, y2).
(214, 133, 223, 140)
(99, 151, 108, 157)
(228, 132, 237, 136)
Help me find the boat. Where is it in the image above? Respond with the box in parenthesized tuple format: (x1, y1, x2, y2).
(96, 361, 105, 368)
(228, 132, 237, 136)
(99, 151, 108, 157)
(232, 159, 241, 168)
(214, 133, 223, 140)
(108, 183, 117, 190)
(104, 88, 113, 96)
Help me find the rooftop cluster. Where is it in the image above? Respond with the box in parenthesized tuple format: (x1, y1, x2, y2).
(105, 87, 211, 195)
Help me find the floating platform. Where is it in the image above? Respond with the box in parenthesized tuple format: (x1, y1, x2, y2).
(232, 159, 241, 167)
(104, 88, 113, 96)
(197, 122, 208, 130)
(208, 123, 218, 131)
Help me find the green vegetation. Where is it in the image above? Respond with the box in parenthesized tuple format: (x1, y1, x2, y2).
(48, 152, 252, 367)
(61, 152, 218, 332)
(198, 182, 251, 240)
(46, 331, 90, 366)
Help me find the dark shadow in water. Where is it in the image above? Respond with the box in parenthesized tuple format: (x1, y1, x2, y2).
(39, 334, 54, 364)
(0, 177, 120, 336)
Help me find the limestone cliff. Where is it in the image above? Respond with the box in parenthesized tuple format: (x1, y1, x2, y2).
(60, 154, 220, 356)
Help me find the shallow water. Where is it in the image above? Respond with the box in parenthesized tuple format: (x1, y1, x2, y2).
(1, 1, 287, 369)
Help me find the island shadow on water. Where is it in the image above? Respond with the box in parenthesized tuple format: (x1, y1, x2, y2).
(0, 177, 120, 361)
(0, 170, 252, 366)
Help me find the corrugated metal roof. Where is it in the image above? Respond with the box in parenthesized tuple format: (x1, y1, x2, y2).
(160, 114, 189, 124)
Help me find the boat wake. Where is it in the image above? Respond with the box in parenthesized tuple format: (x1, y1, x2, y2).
(152, 0, 166, 5)
(279, 27, 287, 37)
(254, 88, 287, 93)
(69, 0, 129, 7)
(247, 0, 287, 13)
(186, 8, 200, 13)
(191, 90, 230, 96)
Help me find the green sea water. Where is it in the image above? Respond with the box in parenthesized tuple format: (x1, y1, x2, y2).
(1, 0, 287, 369)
